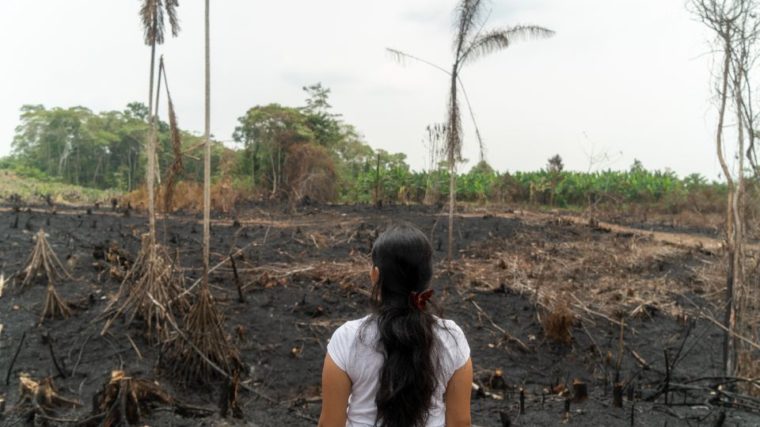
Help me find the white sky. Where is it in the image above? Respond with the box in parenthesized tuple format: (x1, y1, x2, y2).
(0, 1, 729, 178)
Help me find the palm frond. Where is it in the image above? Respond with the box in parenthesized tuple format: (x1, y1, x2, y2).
(386, 48, 411, 65)
(140, 0, 159, 45)
(165, 0, 181, 37)
(454, 0, 485, 55)
(161, 58, 183, 212)
(155, 1, 165, 43)
(457, 77, 485, 161)
(386, 48, 451, 75)
(461, 25, 554, 64)
(140, 0, 181, 45)
(164, 97, 183, 212)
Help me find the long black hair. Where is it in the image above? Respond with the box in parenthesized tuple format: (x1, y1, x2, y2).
(370, 223, 439, 427)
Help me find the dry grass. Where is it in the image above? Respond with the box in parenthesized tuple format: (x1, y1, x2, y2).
(210, 178, 241, 214)
(455, 212, 727, 347)
(239, 258, 370, 295)
(123, 179, 245, 214)
(165, 181, 202, 212)
(737, 351, 760, 396)
(540, 299, 575, 344)
(284, 143, 337, 203)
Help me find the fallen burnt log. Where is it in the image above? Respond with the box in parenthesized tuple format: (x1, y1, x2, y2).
(642, 379, 760, 413)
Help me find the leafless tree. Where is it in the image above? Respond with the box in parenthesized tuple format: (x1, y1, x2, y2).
(692, 0, 760, 381)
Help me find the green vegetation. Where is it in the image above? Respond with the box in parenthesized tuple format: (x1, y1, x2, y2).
(0, 84, 725, 211)
(5, 103, 222, 192)
(232, 84, 374, 201)
(0, 170, 117, 205)
(345, 157, 726, 213)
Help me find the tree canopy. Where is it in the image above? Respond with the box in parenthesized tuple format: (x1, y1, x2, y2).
(1, 83, 721, 211)
(8, 103, 218, 191)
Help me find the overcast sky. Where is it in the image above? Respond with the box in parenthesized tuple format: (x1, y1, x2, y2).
(0, 1, 729, 178)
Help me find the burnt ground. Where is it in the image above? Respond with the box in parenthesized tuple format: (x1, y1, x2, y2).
(0, 202, 758, 426)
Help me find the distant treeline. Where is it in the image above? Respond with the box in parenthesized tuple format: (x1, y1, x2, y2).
(2, 102, 215, 191)
(0, 84, 726, 211)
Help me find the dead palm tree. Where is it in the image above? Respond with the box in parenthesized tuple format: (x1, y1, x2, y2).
(391, 0, 553, 260)
(203, 0, 211, 295)
(164, 0, 242, 383)
(141, 0, 180, 247)
(447, 1, 553, 260)
(99, 0, 187, 342)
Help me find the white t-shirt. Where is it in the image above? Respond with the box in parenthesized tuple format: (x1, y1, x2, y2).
(327, 315, 470, 427)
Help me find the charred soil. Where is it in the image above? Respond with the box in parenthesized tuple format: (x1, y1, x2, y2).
(0, 203, 757, 426)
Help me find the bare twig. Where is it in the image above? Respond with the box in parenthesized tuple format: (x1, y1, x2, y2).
(126, 334, 143, 360)
(43, 332, 68, 378)
(470, 300, 530, 352)
(71, 332, 93, 377)
(174, 238, 261, 302)
(5, 331, 27, 385)
(229, 253, 245, 303)
(570, 293, 625, 327)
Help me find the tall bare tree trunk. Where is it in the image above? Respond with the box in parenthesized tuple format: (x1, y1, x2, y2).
(716, 34, 737, 378)
(270, 151, 277, 198)
(728, 60, 747, 379)
(374, 153, 381, 206)
(127, 151, 132, 191)
(447, 71, 459, 262)
(250, 138, 256, 188)
(147, 33, 158, 247)
(448, 160, 455, 260)
(153, 58, 164, 188)
(203, 0, 211, 288)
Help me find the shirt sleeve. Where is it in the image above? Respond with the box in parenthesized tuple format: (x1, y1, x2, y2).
(327, 322, 351, 372)
(446, 320, 471, 370)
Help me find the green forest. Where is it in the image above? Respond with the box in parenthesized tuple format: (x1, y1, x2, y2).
(0, 83, 725, 211)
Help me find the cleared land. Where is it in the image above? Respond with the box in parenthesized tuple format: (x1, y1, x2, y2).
(0, 201, 757, 426)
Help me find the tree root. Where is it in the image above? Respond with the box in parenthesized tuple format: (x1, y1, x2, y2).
(101, 235, 188, 341)
(16, 228, 73, 290)
(162, 286, 242, 384)
(219, 372, 244, 419)
(92, 370, 172, 427)
(75, 370, 216, 427)
(10, 373, 80, 423)
(39, 283, 71, 324)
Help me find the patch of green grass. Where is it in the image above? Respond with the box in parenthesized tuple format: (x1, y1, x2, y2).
(0, 170, 120, 206)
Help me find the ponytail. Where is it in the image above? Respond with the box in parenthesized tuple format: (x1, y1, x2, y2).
(375, 304, 438, 427)
(369, 224, 438, 427)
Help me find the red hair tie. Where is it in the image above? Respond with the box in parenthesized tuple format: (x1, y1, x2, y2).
(410, 289, 434, 311)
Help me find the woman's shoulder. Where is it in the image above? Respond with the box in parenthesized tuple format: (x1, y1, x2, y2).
(433, 317, 470, 368)
(327, 315, 374, 371)
(433, 316, 466, 336)
(332, 315, 373, 337)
